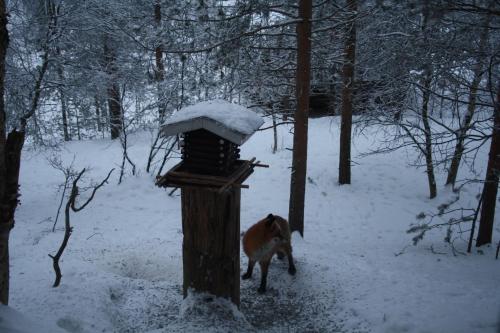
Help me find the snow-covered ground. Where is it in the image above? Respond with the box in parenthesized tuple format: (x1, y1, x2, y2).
(5, 117, 500, 333)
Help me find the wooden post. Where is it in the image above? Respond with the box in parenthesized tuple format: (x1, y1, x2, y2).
(181, 186, 241, 307)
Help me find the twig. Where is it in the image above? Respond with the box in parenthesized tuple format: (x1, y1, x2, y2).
(86, 232, 102, 240)
(168, 187, 178, 196)
(156, 136, 179, 177)
(429, 245, 447, 255)
(52, 177, 69, 232)
(394, 245, 410, 257)
(257, 121, 294, 131)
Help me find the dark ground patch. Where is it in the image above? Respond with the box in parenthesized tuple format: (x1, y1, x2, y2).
(104, 256, 365, 333)
(239, 257, 343, 333)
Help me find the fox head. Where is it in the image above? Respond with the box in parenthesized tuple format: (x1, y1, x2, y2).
(265, 214, 284, 242)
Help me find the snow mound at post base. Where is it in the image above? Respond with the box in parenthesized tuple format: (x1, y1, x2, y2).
(178, 290, 251, 332)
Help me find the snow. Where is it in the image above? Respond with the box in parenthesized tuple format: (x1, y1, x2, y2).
(5, 117, 500, 333)
(161, 99, 264, 144)
(0, 305, 65, 333)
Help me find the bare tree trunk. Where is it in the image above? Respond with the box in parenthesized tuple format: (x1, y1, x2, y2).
(445, 75, 481, 187)
(75, 107, 81, 140)
(338, 0, 357, 185)
(56, 51, 70, 141)
(155, 0, 167, 122)
(179, 55, 186, 110)
(272, 112, 278, 154)
(99, 95, 108, 136)
(59, 88, 70, 141)
(0, 229, 9, 305)
(94, 95, 102, 133)
(419, 1, 436, 199)
(107, 83, 121, 139)
(288, 0, 312, 237)
(421, 69, 437, 199)
(476, 82, 500, 247)
(0, 0, 59, 300)
(28, 47, 49, 144)
(446, 16, 490, 187)
(0, 0, 10, 305)
(104, 37, 122, 139)
(0, 1, 6, 214)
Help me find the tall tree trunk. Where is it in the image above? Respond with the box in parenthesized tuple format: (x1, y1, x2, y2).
(104, 38, 122, 140)
(338, 0, 357, 185)
(99, 95, 109, 135)
(94, 95, 102, 133)
(107, 83, 121, 140)
(0, 131, 24, 305)
(420, 0, 436, 199)
(421, 69, 437, 199)
(56, 49, 70, 141)
(0, 0, 8, 304)
(445, 71, 482, 187)
(1, 6, 55, 302)
(0, 0, 24, 305)
(288, 0, 312, 237)
(155, 0, 167, 122)
(28, 48, 49, 144)
(446, 15, 490, 187)
(179, 55, 186, 110)
(75, 107, 81, 141)
(272, 112, 278, 154)
(476, 82, 500, 247)
(59, 87, 70, 141)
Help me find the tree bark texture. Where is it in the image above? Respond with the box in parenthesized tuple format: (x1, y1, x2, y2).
(0, 0, 7, 199)
(0, 0, 21, 306)
(107, 83, 122, 140)
(338, 0, 357, 185)
(181, 187, 241, 307)
(288, 0, 312, 237)
(104, 38, 122, 140)
(476, 82, 500, 247)
(0, 130, 25, 305)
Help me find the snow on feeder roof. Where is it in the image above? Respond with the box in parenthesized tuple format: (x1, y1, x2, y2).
(161, 99, 264, 145)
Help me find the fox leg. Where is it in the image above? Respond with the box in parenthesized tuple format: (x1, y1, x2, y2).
(258, 259, 271, 293)
(242, 259, 255, 280)
(283, 243, 296, 275)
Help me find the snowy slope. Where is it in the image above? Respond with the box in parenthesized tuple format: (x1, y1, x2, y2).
(5, 117, 500, 333)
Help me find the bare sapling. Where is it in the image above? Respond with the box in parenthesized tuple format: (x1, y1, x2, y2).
(49, 167, 114, 287)
(118, 119, 136, 184)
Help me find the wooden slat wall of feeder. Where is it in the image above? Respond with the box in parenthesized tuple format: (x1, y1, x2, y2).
(155, 100, 265, 308)
(181, 129, 240, 176)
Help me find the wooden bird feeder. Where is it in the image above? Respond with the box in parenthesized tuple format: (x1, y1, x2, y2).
(156, 100, 265, 307)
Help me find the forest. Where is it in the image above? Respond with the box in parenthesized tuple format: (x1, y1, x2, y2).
(0, 0, 499, 332)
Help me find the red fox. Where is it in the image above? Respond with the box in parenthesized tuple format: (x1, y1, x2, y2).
(242, 214, 296, 293)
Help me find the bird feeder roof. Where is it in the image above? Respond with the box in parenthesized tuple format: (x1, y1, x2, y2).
(160, 100, 264, 145)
